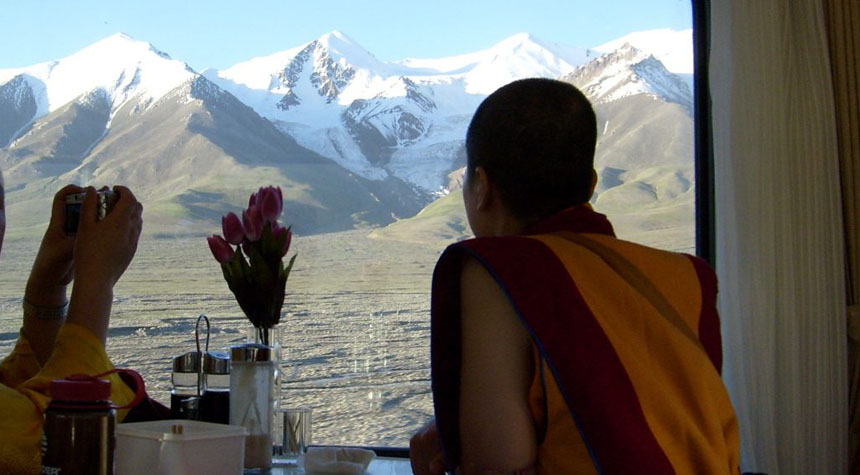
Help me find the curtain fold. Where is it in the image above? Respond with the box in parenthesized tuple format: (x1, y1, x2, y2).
(710, 1, 848, 473)
(823, 0, 860, 470)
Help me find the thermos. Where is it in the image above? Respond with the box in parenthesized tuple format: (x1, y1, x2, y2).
(42, 375, 116, 475)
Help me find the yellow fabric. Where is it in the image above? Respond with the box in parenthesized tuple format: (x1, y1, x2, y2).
(0, 331, 42, 389)
(528, 347, 598, 475)
(527, 233, 740, 474)
(0, 323, 135, 474)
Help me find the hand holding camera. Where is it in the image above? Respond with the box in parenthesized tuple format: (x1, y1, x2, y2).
(23, 184, 143, 347)
(28, 186, 142, 297)
(27, 185, 86, 298)
(72, 186, 143, 288)
(64, 188, 119, 235)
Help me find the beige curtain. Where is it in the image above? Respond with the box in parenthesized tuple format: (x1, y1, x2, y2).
(710, 0, 848, 473)
(824, 0, 860, 471)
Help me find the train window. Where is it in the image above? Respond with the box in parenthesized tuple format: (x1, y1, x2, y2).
(0, 0, 698, 446)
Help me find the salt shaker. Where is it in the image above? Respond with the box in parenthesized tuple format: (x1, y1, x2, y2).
(42, 375, 116, 474)
(230, 343, 275, 470)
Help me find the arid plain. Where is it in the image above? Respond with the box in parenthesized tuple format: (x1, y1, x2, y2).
(0, 230, 441, 447)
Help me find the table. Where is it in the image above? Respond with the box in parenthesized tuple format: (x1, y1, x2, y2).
(266, 456, 413, 474)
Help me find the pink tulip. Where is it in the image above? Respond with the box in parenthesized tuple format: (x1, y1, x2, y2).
(272, 222, 285, 238)
(272, 223, 293, 256)
(243, 206, 263, 242)
(260, 187, 282, 224)
(248, 192, 258, 209)
(221, 212, 244, 245)
(207, 235, 235, 264)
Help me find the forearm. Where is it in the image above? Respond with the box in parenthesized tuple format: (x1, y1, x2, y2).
(21, 277, 69, 366)
(66, 279, 114, 344)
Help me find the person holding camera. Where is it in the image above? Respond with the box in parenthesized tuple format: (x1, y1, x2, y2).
(0, 176, 144, 473)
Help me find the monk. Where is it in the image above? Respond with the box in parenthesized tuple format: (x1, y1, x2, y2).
(410, 78, 740, 474)
(0, 176, 145, 473)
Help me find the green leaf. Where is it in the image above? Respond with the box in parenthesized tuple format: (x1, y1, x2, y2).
(282, 252, 298, 282)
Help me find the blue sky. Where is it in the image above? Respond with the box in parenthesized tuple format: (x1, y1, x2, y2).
(1, 0, 692, 71)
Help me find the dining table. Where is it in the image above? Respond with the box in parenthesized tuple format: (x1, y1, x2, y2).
(266, 454, 413, 474)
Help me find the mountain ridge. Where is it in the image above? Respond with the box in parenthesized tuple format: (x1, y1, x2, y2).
(0, 29, 693, 241)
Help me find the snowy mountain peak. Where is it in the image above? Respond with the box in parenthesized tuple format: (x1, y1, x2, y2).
(0, 33, 196, 119)
(214, 30, 384, 112)
(594, 28, 692, 74)
(394, 33, 593, 96)
(271, 39, 358, 108)
(496, 32, 537, 48)
(565, 43, 691, 110)
(316, 30, 373, 60)
(600, 42, 652, 66)
(90, 32, 174, 61)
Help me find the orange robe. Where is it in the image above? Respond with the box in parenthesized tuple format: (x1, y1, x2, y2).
(431, 206, 740, 474)
(0, 323, 136, 474)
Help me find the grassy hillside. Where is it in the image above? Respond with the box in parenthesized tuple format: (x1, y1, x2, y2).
(370, 190, 470, 245)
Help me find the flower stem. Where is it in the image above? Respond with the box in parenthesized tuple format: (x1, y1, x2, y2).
(257, 326, 268, 346)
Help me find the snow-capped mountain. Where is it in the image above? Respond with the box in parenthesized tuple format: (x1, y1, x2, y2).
(395, 32, 596, 94)
(594, 28, 693, 75)
(375, 33, 695, 247)
(0, 33, 196, 121)
(0, 70, 427, 235)
(206, 31, 604, 191)
(565, 43, 692, 111)
(0, 29, 694, 237)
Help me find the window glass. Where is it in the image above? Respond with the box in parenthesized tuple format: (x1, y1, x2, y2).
(0, 0, 693, 446)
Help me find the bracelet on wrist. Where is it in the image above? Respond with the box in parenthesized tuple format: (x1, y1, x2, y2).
(23, 298, 69, 320)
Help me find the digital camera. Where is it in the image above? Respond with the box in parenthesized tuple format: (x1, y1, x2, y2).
(64, 189, 119, 234)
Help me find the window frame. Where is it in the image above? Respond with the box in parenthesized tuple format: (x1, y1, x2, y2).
(693, 0, 715, 265)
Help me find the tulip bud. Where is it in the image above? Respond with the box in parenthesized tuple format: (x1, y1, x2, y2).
(207, 235, 235, 264)
(260, 187, 281, 224)
(272, 222, 284, 238)
(243, 206, 263, 242)
(273, 186, 283, 215)
(222, 212, 245, 245)
(272, 224, 289, 256)
(248, 192, 258, 209)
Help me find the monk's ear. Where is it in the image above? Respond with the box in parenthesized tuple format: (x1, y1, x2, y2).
(473, 166, 494, 211)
